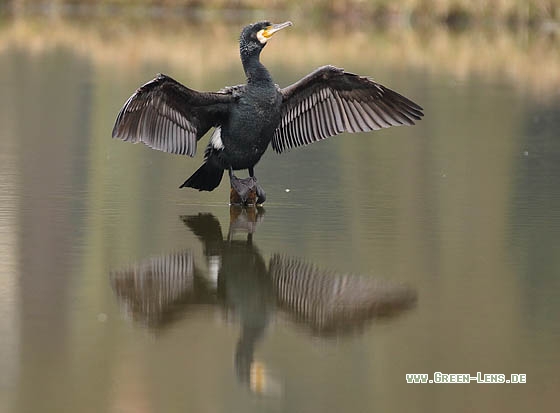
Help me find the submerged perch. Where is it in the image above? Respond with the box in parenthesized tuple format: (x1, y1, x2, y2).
(230, 175, 262, 206)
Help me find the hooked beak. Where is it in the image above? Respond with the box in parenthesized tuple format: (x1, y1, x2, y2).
(262, 21, 293, 39)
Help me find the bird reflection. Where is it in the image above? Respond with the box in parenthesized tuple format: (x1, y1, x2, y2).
(110, 207, 417, 394)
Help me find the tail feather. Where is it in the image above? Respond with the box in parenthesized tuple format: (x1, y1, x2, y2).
(180, 162, 224, 191)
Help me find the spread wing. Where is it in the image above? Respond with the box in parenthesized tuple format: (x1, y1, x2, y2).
(273, 65, 424, 153)
(112, 74, 239, 157)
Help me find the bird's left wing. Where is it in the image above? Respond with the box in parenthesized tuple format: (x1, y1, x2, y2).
(112, 74, 238, 157)
(272, 65, 424, 153)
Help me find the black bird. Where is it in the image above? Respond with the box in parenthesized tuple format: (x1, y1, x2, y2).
(112, 21, 424, 204)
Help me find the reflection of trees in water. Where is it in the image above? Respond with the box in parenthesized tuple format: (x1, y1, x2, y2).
(110, 209, 417, 393)
(4, 48, 94, 413)
(511, 102, 560, 331)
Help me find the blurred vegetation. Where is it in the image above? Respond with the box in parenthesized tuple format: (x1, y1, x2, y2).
(4, 0, 560, 26)
(1, 15, 559, 98)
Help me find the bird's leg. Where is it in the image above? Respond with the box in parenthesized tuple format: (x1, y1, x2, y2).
(248, 167, 266, 205)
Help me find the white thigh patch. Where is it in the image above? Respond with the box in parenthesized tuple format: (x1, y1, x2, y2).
(210, 127, 224, 150)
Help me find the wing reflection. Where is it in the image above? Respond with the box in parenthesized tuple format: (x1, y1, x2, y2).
(110, 207, 416, 394)
(110, 252, 218, 330)
(270, 255, 417, 336)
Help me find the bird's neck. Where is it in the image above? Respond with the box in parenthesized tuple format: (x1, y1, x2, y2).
(241, 52, 272, 85)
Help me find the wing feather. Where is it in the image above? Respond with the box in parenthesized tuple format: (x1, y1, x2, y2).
(273, 66, 424, 153)
(112, 74, 238, 157)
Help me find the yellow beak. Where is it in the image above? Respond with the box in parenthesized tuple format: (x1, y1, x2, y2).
(262, 21, 293, 39)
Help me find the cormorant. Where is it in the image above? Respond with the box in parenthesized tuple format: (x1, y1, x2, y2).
(112, 21, 424, 204)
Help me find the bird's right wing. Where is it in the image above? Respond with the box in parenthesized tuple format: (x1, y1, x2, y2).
(273, 65, 424, 153)
(112, 74, 239, 157)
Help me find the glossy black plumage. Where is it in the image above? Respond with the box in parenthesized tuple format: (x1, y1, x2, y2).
(112, 21, 424, 201)
(112, 74, 236, 157)
(273, 65, 424, 153)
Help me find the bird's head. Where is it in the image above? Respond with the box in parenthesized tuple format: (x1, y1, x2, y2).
(240, 21, 292, 57)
